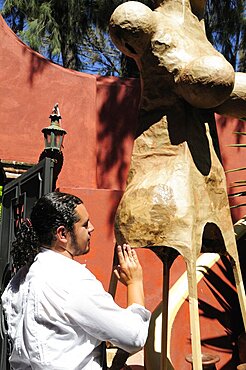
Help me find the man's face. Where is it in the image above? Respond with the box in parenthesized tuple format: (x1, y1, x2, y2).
(68, 203, 94, 256)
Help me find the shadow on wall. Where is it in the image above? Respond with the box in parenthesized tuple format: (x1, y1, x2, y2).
(217, 116, 245, 140)
(216, 115, 246, 223)
(198, 255, 245, 369)
(23, 47, 49, 86)
(96, 76, 141, 230)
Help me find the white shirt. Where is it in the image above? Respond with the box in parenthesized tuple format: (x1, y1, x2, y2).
(2, 249, 151, 370)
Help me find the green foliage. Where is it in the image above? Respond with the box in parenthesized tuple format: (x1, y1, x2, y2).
(1, 0, 120, 71)
(0, 0, 122, 73)
(205, 0, 246, 71)
(0, 0, 152, 75)
(1, 0, 246, 75)
(78, 25, 121, 75)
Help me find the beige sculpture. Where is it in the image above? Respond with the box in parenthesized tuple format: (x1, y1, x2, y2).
(109, 1, 246, 369)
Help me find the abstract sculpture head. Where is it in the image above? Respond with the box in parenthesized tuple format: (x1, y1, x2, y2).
(110, 0, 235, 110)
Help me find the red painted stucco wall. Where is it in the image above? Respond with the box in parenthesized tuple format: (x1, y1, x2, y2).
(0, 15, 163, 311)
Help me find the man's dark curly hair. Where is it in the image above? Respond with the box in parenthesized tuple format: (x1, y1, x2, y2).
(12, 192, 83, 270)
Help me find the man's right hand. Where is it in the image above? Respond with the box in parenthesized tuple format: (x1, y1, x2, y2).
(114, 244, 145, 307)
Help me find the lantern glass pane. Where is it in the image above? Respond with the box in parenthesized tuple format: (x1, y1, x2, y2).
(57, 133, 62, 149)
(54, 134, 58, 148)
(45, 133, 51, 148)
(59, 134, 64, 149)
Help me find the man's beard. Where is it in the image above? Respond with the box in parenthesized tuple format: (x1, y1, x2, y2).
(70, 230, 90, 256)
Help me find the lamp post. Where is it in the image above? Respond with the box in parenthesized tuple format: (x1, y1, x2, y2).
(39, 103, 67, 190)
(42, 103, 67, 151)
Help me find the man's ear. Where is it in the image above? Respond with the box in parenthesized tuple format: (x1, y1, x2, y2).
(56, 226, 68, 243)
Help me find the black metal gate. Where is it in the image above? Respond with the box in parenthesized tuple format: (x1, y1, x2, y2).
(0, 158, 54, 370)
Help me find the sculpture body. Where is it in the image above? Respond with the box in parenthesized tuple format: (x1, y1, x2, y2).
(110, 1, 246, 369)
(115, 115, 235, 260)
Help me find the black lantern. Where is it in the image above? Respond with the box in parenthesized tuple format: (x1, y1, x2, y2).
(39, 103, 67, 190)
(42, 103, 67, 151)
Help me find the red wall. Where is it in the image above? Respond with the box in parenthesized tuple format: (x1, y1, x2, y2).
(0, 15, 163, 310)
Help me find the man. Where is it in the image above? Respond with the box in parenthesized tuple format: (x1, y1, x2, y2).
(2, 192, 150, 369)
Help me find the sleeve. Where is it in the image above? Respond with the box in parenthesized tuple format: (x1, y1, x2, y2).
(64, 274, 151, 354)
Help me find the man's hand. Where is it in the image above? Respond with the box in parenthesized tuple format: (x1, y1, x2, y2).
(114, 244, 144, 307)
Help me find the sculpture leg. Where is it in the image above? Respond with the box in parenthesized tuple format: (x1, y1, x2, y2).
(108, 244, 119, 298)
(186, 258, 203, 370)
(230, 254, 246, 329)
